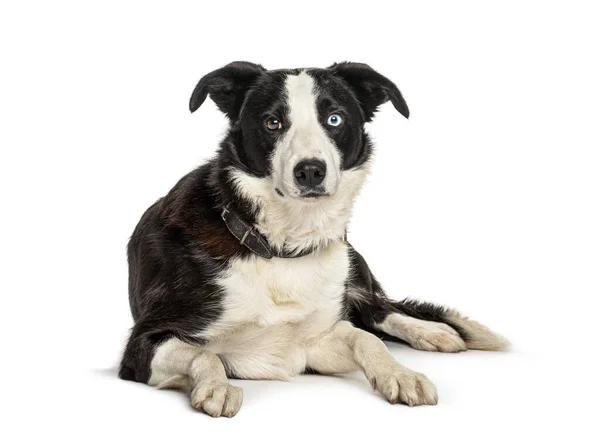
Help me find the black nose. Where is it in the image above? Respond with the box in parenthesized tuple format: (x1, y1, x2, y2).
(294, 159, 327, 188)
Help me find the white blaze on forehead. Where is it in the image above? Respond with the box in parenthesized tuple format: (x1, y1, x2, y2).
(270, 71, 341, 197)
(285, 72, 321, 135)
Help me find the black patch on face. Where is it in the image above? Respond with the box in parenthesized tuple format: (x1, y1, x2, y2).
(234, 70, 298, 176)
(307, 69, 371, 170)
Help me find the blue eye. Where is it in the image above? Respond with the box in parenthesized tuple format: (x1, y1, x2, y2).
(327, 113, 343, 127)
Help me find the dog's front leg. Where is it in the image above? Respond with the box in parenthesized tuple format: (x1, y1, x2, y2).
(306, 321, 438, 406)
(148, 338, 243, 417)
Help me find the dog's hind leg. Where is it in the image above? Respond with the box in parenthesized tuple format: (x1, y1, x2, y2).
(346, 246, 509, 352)
(120, 330, 243, 418)
(379, 298, 509, 351)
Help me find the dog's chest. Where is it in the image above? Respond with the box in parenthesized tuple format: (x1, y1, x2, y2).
(201, 242, 350, 379)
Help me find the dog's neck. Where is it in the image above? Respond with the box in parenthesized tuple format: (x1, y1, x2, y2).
(226, 160, 372, 256)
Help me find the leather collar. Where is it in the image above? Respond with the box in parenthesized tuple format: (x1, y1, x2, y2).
(220, 205, 319, 259)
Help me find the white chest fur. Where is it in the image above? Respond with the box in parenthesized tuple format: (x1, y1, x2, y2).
(199, 242, 350, 380)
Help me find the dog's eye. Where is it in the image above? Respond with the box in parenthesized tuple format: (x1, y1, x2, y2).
(327, 113, 343, 127)
(266, 118, 282, 131)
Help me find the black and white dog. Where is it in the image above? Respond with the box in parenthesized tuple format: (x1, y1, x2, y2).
(120, 62, 508, 417)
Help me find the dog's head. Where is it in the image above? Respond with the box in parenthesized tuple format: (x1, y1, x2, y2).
(190, 62, 408, 202)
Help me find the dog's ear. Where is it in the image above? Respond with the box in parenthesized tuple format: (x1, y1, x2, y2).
(329, 62, 409, 121)
(189, 61, 266, 119)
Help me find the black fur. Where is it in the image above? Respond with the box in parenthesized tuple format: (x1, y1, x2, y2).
(119, 62, 420, 383)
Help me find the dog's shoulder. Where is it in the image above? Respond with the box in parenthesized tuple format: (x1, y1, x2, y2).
(156, 164, 245, 259)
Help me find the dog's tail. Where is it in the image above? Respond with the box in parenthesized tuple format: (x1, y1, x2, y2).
(389, 298, 510, 351)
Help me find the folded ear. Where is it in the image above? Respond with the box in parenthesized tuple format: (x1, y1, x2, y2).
(189, 61, 266, 119)
(329, 62, 409, 120)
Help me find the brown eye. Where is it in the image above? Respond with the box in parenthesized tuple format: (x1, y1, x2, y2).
(266, 118, 282, 131)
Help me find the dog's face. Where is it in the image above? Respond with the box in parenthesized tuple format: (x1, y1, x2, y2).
(190, 62, 409, 202)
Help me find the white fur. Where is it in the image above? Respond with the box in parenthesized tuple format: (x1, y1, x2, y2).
(306, 321, 438, 405)
(272, 71, 341, 198)
(376, 313, 467, 352)
(149, 338, 243, 417)
(196, 241, 351, 380)
(444, 310, 510, 351)
(230, 160, 370, 254)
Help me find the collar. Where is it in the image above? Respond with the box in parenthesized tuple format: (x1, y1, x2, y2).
(220, 205, 320, 259)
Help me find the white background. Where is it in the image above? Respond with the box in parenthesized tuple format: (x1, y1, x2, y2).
(1, 1, 599, 443)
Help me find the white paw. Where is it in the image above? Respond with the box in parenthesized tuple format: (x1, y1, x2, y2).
(405, 321, 467, 352)
(367, 366, 438, 406)
(190, 381, 243, 418)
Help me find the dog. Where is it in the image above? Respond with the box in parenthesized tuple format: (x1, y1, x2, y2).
(119, 61, 508, 417)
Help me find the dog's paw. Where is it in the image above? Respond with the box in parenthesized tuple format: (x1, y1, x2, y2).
(405, 321, 467, 352)
(190, 381, 243, 418)
(368, 367, 438, 406)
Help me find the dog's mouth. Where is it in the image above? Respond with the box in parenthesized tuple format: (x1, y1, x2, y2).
(275, 187, 329, 200)
(300, 191, 329, 199)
